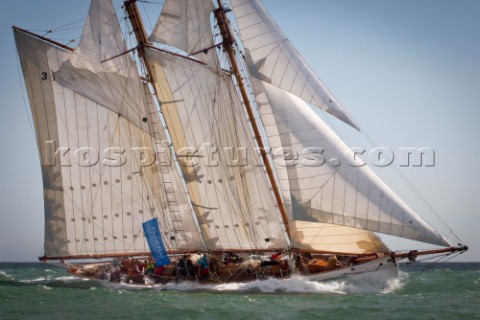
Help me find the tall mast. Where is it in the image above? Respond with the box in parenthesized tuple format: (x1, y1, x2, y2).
(213, 0, 290, 238)
(124, 0, 207, 249)
(125, 0, 290, 239)
(124, 1, 149, 60)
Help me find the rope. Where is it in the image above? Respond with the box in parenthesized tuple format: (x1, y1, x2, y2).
(361, 127, 463, 245)
(320, 106, 463, 246)
(137, 0, 165, 5)
(42, 18, 86, 36)
(399, 250, 466, 283)
(14, 47, 36, 139)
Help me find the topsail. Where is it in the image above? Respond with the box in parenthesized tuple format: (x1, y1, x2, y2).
(231, 0, 359, 130)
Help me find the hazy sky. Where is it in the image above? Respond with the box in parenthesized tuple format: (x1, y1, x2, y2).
(0, 0, 478, 262)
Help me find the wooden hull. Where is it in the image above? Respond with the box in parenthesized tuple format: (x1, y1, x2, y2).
(67, 255, 398, 288)
(304, 256, 398, 283)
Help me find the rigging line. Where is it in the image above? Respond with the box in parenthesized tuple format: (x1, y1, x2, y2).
(187, 68, 241, 249)
(399, 251, 461, 283)
(93, 99, 108, 252)
(216, 80, 261, 247)
(140, 1, 154, 32)
(224, 73, 280, 245)
(125, 5, 206, 250)
(101, 46, 138, 63)
(14, 46, 36, 140)
(118, 118, 159, 211)
(220, 68, 278, 243)
(359, 126, 462, 244)
(205, 69, 257, 248)
(44, 25, 84, 36)
(137, 0, 165, 5)
(145, 62, 207, 250)
(188, 14, 219, 55)
(230, 48, 286, 230)
(141, 62, 204, 248)
(70, 92, 82, 254)
(217, 73, 268, 248)
(42, 17, 86, 36)
(320, 105, 460, 243)
(82, 94, 98, 254)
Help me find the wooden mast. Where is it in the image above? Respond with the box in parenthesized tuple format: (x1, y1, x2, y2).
(124, 0, 149, 60)
(213, 0, 290, 238)
(124, 0, 208, 250)
(126, 0, 291, 238)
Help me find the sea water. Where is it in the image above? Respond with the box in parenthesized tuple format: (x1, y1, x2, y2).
(0, 262, 478, 320)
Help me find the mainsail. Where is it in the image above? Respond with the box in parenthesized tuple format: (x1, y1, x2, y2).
(14, 0, 203, 259)
(146, 48, 287, 250)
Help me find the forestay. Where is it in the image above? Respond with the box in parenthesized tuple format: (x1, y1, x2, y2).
(231, 0, 359, 130)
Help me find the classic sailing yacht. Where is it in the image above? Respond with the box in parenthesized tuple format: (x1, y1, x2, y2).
(14, 0, 467, 285)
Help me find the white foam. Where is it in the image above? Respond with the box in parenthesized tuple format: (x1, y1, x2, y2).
(20, 277, 47, 283)
(145, 275, 402, 294)
(103, 281, 154, 291)
(382, 277, 404, 294)
(210, 275, 347, 294)
(0, 270, 15, 281)
(19, 275, 86, 284)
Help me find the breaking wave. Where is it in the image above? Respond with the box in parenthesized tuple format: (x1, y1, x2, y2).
(1, 267, 404, 294)
(0, 270, 92, 289)
(107, 274, 405, 294)
(0, 270, 15, 281)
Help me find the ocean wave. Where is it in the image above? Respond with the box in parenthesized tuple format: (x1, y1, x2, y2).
(0, 270, 15, 281)
(19, 275, 85, 284)
(2, 268, 404, 294)
(0, 274, 93, 290)
(138, 275, 404, 294)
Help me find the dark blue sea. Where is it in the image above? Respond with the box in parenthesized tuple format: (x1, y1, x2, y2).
(0, 262, 478, 320)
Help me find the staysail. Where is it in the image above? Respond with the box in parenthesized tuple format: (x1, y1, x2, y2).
(256, 80, 450, 247)
(14, 0, 203, 259)
(230, 0, 359, 130)
(290, 221, 389, 254)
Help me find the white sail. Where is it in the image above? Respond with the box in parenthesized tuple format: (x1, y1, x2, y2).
(14, 3, 204, 258)
(146, 48, 288, 250)
(231, 0, 359, 130)
(149, 0, 218, 66)
(257, 80, 450, 247)
(54, 0, 147, 129)
(14, 31, 69, 257)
